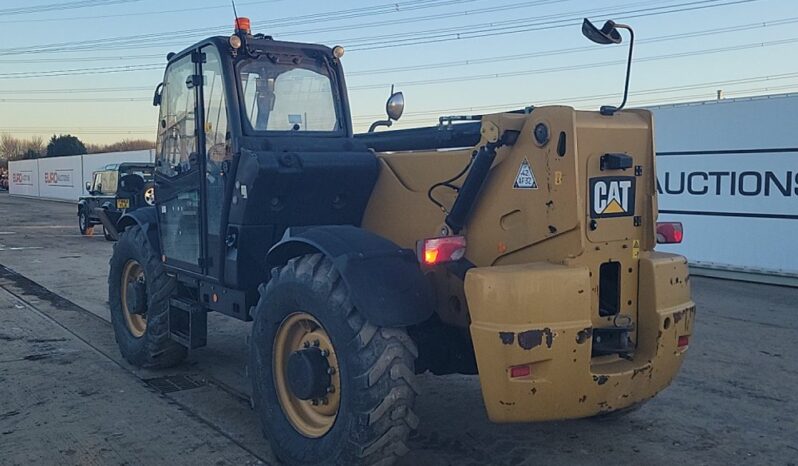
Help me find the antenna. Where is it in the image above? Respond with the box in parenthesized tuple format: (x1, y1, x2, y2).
(231, 0, 239, 21)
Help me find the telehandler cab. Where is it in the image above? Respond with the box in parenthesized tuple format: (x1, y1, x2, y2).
(109, 16, 695, 466)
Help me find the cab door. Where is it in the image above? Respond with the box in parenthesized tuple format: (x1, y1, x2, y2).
(155, 52, 203, 273)
(199, 45, 232, 281)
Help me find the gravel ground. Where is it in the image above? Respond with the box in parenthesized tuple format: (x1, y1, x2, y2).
(0, 192, 796, 466)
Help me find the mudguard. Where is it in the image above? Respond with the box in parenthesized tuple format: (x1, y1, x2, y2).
(266, 225, 433, 327)
(116, 206, 160, 254)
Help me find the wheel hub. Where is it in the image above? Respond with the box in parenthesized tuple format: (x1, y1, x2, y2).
(273, 312, 341, 438)
(120, 259, 147, 338)
(286, 347, 331, 400)
(125, 281, 147, 315)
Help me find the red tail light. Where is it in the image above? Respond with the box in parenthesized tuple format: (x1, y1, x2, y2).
(509, 365, 531, 378)
(657, 222, 683, 244)
(418, 236, 466, 266)
(677, 335, 689, 349)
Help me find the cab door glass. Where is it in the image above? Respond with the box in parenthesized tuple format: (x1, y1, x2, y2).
(156, 56, 198, 178)
(92, 172, 102, 194)
(103, 170, 119, 195)
(155, 53, 201, 267)
(201, 45, 231, 268)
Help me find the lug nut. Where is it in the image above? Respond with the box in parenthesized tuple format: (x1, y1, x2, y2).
(313, 340, 320, 347)
(311, 399, 319, 406)
(320, 349, 329, 357)
(326, 367, 336, 375)
(303, 341, 310, 348)
(322, 398, 329, 405)
(326, 386, 335, 394)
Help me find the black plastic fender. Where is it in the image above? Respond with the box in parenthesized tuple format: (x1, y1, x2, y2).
(77, 199, 90, 218)
(266, 225, 433, 327)
(116, 206, 160, 255)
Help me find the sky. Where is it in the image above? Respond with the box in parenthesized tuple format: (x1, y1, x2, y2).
(0, 0, 796, 145)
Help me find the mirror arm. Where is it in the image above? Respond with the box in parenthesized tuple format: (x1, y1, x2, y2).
(368, 119, 393, 133)
(617, 24, 634, 113)
(600, 23, 634, 116)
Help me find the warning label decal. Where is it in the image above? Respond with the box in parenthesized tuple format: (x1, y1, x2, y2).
(513, 158, 538, 189)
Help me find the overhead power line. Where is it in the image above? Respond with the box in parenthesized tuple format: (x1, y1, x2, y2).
(351, 72, 798, 121)
(345, 0, 758, 51)
(0, 0, 766, 81)
(0, 0, 287, 23)
(347, 16, 798, 76)
(0, 0, 477, 56)
(347, 37, 798, 91)
(0, 0, 144, 16)
(2, 14, 795, 75)
(0, 0, 750, 56)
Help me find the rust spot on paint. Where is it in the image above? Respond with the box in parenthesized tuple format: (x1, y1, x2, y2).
(576, 327, 592, 344)
(631, 364, 652, 379)
(499, 332, 515, 345)
(530, 387, 537, 395)
(517, 328, 554, 350)
(578, 289, 585, 294)
(593, 375, 609, 385)
(578, 395, 587, 403)
(673, 310, 684, 323)
(548, 225, 557, 234)
(499, 400, 516, 406)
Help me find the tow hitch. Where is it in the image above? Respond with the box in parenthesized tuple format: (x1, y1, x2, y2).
(592, 324, 635, 357)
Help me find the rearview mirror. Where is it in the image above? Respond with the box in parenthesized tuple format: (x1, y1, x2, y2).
(368, 86, 405, 132)
(85, 181, 91, 192)
(582, 18, 622, 45)
(386, 91, 405, 121)
(582, 18, 635, 115)
(153, 82, 164, 107)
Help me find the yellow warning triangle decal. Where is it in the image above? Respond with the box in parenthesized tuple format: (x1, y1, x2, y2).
(602, 199, 625, 214)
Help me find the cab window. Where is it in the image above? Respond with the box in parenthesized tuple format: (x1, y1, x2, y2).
(239, 59, 340, 133)
(156, 54, 198, 178)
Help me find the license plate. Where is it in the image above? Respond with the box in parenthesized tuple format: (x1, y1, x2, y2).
(116, 198, 130, 209)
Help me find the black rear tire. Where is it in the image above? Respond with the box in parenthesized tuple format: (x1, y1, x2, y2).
(108, 225, 187, 368)
(250, 253, 419, 466)
(78, 208, 93, 236)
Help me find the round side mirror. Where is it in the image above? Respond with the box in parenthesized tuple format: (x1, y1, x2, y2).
(386, 92, 405, 121)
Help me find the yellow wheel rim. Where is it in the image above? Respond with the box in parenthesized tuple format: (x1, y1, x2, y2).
(120, 259, 147, 338)
(273, 312, 341, 438)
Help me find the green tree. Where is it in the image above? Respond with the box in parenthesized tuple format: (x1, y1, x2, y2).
(46, 134, 87, 157)
(22, 148, 41, 159)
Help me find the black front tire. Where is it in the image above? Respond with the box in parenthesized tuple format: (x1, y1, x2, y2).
(108, 225, 187, 368)
(250, 254, 420, 466)
(78, 208, 93, 236)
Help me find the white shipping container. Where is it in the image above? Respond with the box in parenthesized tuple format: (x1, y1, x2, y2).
(648, 93, 798, 282)
(8, 149, 155, 202)
(37, 155, 83, 201)
(8, 159, 40, 198)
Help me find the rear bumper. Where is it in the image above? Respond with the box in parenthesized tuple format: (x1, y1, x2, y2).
(464, 251, 694, 422)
